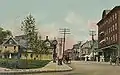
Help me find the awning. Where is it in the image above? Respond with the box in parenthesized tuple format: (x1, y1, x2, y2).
(100, 39, 105, 43)
(100, 31, 104, 35)
(100, 44, 118, 50)
(88, 52, 96, 57)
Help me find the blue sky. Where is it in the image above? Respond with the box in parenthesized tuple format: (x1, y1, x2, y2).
(0, 0, 120, 49)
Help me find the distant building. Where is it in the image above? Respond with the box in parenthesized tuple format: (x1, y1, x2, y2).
(81, 40, 99, 60)
(1, 37, 19, 58)
(0, 35, 54, 60)
(64, 49, 74, 60)
(97, 6, 120, 62)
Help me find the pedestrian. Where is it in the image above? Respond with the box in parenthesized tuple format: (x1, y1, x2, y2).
(87, 56, 89, 61)
(116, 56, 119, 66)
(98, 56, 100, 62)
(102, 56, 104, 62)
(110, 56, 112, 65)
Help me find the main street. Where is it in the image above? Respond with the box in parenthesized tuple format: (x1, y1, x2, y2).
(23, 61, 120, 75)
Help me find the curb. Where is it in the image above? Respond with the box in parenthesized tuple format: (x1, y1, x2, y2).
(0, 68, 73, 74)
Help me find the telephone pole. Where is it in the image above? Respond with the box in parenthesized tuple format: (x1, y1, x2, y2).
(58, 38, 64, 57)
(89, 30, 96, 61)
(58, 38, 64, 65)
(59, 28, 70, 58)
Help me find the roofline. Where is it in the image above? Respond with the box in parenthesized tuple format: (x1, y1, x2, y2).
(2, 37, 18, 45)
(97, 6, 120, 26)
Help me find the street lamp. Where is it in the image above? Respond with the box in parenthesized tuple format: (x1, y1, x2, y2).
(52, 38, 58, 63)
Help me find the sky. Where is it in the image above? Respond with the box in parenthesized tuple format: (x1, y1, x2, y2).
(0, 0, 120, 49)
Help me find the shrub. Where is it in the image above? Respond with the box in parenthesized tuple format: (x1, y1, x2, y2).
(0, 59, 51, 69)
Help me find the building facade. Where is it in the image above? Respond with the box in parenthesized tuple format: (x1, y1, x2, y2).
(64, 49, 74, 60)
(1, 37, 19, 58)
(81, 40, 99, 60)
(97, 6, 120, 62)
(0, 35, 53, 60)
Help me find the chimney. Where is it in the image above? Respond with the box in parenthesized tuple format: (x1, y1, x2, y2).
(46, 36, 48, 40)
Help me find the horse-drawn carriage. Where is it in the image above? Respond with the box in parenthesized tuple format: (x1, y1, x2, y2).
(63, 55, 71, 64)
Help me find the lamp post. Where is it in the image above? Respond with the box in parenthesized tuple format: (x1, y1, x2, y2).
(52, 38, 58, 63)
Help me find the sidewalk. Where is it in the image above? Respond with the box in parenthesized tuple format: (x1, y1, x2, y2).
(0, 61, 72, 74)
(41, 61, 72, 71)
(74, 60, 111, 65)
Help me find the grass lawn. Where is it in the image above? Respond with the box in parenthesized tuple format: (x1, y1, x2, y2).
(0, 59, 51, 69)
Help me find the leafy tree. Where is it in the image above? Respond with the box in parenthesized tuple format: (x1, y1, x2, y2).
(0, 27, 12, 44)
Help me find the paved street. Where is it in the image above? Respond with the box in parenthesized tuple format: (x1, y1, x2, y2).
(23, 61, 120, 75)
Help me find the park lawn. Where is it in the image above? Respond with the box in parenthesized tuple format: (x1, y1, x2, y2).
(0, 59, 51, 69)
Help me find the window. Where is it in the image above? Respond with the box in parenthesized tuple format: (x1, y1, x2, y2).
(20, 54, 21, 57)
(115, 13, 117, 19)
(111, 27, 112, 32)
(106, 20, 108, 24)
(14, 46, 16, 50)
(115, 23, 117, 30)
(5, 46, 7, 48)
(112, 35, 114, 41)
(110, 27, 112, 33)
(110, 37, 112, 41)
(113, 25, 114, 31)
(108, 28, 110, 33)
(36, 55, 38, 57)
(30, 54, 33, 58)
(113, 35, 115, 42)
(108, 29, 109, 34)
(112, 26, 113, 32)
(110, 17, 112, 22)
(113, 15, 114, 21)
(115, 34, 118, 41)
(108, 18, 110, 24)
(111, 37, 112, 41)
(9, 40, 13, 44)
(106, 37, 108, 41)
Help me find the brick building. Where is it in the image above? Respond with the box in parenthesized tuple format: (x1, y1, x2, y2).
(97, 6, 120, 62)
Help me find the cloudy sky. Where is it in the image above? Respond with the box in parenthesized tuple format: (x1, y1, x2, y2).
(0, 0, 120, 49)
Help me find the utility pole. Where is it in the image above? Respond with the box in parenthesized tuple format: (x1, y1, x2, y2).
(58, 38, 63, 56)
(59, 28, 70, 59)
(58, 38, 64, 65)
(89, 30, 96, 61)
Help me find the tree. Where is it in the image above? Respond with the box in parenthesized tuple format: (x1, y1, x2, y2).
(21, 14, 51, 61)
(0, 27, 12, 44)
(21, 14, 37, 50)
(21, 14, 37, 68)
